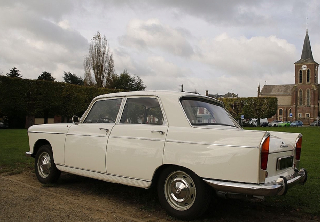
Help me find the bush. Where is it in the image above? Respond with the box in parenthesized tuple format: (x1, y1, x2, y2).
(0, 76, 121, 127)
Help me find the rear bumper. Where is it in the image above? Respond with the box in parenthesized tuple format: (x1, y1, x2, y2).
(203, 168, 307, 196)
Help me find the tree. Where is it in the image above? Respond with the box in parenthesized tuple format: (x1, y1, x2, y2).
(105, 54, 115, 88)
(109, 70, 146, 91)
(221, 97, 277, 123)
(38, 71, 55, 81)
(63, 72, 84, 85)
(84, 31, 112, 87)
(6, 67, 22, 78)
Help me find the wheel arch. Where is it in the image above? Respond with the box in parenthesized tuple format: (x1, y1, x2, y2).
(32, 139, 52, 157)
(150, 164, 198, 189)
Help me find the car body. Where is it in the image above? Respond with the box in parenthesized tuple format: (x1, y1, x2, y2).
(310, 120, 319, 126)
(0, 121, 7, 128)
(248, 118, 268, 127)
(278, 121, 291, 127)
(268, 120, 282, 127)
(26, 91, 307, 220)
(259, 118, 269, 127)
(290, 120, 303, 127)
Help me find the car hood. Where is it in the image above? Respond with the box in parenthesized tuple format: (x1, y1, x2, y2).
(28, 123, 72, 134)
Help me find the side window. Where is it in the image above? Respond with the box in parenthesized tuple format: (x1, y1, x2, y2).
(84, 98, 122, 123)
(120, 97, 164, 125)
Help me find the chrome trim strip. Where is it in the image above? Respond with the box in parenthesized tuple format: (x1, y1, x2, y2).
(28, 131, 65, 135)
(66, 133, 106, 138)
(204, 168, 307, 196)
(110, 135, 165, 142)
(165, 139, 258, 149)
(56, 164, 151, 189)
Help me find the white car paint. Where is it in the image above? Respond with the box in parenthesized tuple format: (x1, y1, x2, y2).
(27, 90, 306, 194)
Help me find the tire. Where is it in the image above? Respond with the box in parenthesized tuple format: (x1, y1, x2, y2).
(157, 166, 212, 220)
(35, 144, 61, 184)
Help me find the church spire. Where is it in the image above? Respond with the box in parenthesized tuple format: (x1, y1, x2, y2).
(295, 30, 315, 64)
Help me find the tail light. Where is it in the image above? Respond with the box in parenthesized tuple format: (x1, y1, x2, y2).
(295, 137, 302, 161)
(261, 136, 270, 170)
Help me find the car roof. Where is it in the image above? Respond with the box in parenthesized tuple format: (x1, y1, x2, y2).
(95, 90, 223, 105)
(92, 90, 224, 127)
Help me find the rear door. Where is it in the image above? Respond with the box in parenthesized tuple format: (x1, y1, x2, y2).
(107, 96, 168, 180)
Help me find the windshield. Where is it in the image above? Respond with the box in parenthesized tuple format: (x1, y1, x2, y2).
(180, 98, 236, 127)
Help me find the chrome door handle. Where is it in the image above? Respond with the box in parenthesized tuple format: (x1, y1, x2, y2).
(151, 130, 165, 135)
(99, 128, 109, 133)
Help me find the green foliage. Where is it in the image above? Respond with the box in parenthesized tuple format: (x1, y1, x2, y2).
(37, 71, 55, 81)
(0, 76, 120, 127)
(63, 72, 84, 85)
(84, 32, 146, 90)
(108, 70, 146, 91)
(6, 67, 22, 78)
(222, 97, 245, 120)
(221, 97, 277, 120)
(0, 129, 32, 174)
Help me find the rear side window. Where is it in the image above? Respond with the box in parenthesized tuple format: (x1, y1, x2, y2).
(181, 98, 235, 127)
(84, 98, 122, 123)
(120, 97, 164, 125)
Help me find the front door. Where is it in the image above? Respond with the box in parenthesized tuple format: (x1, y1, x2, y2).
(64, 98, 122, 172)
(107, 97, 168, 181)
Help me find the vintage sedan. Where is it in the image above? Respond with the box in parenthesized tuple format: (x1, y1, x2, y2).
(26, 91, 307, 220)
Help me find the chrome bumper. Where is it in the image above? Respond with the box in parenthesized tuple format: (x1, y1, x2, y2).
(203, 168, 307, 196)
(25, 152, 33, 157)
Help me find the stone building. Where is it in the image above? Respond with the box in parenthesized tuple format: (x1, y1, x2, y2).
(260, 30, 320, 124)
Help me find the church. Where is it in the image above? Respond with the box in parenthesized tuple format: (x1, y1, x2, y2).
(259, 30, 319, 124)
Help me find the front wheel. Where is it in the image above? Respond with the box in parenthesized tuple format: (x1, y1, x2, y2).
(157, 166, 211, 220)
(35, 144, 61, 184)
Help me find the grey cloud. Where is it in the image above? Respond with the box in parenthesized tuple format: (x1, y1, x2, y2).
(0, 0, 74, 21)
(106, 0, 268, 26)
(119, 19, 194, 57)
(0, 8, 88, 52)
(0, 1, 87, 80)
(119, 36, 147, 50)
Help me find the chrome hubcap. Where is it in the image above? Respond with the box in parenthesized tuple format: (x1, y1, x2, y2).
(37, 152, 51, 178)
(164, 171, 196, 211)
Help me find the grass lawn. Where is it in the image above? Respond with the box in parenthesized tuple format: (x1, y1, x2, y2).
(0, 129, 33, 174)
(0, 127, 319, 216)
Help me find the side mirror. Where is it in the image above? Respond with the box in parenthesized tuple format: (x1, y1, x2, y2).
(72, 115, 79, 125)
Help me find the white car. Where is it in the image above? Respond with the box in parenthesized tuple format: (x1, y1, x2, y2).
(26, 91, 307, 220)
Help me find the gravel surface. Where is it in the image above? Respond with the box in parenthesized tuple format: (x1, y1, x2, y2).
(0, 171, 318, 222)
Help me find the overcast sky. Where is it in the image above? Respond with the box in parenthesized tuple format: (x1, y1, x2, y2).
(1, 0, 320, 97)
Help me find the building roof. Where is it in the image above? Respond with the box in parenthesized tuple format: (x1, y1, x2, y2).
(260, 84, 295, 96)
(295, 30, 317, 64)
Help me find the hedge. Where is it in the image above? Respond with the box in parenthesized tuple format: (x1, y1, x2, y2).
(221, 97, 278, 121)
(0, 76, 121, 127)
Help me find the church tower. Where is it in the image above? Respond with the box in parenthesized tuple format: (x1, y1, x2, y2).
(293, 30, 319, 122)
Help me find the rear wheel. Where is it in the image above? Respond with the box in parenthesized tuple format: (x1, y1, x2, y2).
(35, 144, 60, 184)
(157, 166, 211, 220)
